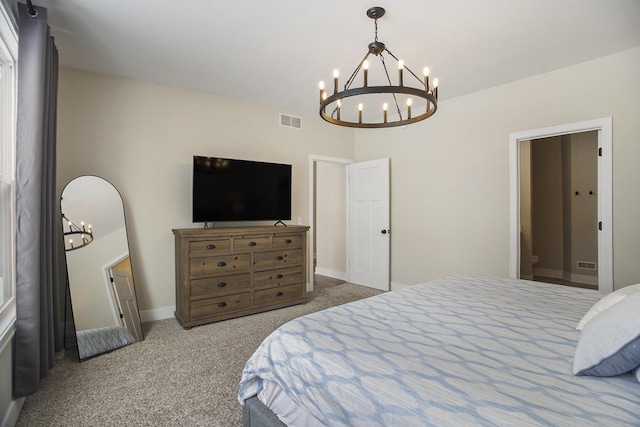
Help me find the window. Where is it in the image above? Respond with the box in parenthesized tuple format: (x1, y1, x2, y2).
(0, 3, 17, 335)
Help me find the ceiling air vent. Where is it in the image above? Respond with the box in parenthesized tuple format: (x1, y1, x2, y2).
(280, 113, 302, 130)
(577, 261, 597, 271)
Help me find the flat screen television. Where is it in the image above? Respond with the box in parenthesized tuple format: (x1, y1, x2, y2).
(192, 156, 292, 223)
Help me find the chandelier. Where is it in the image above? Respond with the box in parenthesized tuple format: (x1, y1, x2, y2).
(62, 213, 94, 251)
(318, 7, 438, 128)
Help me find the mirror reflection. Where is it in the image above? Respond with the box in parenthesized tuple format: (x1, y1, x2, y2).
(61, 176, 144, 361)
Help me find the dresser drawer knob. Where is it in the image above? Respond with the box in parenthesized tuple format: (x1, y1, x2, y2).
(217, 261, 227, 267)
(206, 244, 216, 250)
(275, 256, 284, 261)
(275, 292, 284, 297)
(248, 241, 257, 247)
(285, 239, 292, 244)
(217, 282, 227, 288)
(275, 274, 284, 279)
(218, 302, 227, 307)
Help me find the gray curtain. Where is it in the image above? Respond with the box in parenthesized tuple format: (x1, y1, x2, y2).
(14, 2, 62, 398)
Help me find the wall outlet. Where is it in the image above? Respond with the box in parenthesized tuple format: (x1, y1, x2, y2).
(297, 217, 302, 225)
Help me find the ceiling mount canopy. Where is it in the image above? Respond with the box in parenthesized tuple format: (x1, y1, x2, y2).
(319, 6, 438, 129)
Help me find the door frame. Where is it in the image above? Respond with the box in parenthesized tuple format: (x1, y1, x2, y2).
(509, 117, 613, 293)
(308, 155, 354, 292)
(101, 251, 130, 325)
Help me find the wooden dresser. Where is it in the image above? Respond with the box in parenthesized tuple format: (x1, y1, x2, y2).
(172, 225, 309, 329)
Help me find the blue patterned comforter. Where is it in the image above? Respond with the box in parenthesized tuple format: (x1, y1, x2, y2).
(238, 275, 640, 426)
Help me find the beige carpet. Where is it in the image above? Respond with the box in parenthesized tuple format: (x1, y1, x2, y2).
(17, 283, 382, 426)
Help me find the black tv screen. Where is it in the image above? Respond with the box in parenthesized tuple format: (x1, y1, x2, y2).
(192, 156, 292, 222)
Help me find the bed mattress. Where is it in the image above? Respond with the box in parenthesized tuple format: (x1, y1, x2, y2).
(238, 275, 640, 426)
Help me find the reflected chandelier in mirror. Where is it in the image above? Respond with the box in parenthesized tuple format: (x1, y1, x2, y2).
(61, 176, 144, 361)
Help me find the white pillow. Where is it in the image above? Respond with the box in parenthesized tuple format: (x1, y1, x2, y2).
(573, 291, 640, 376)
(576, 283, 640, 330)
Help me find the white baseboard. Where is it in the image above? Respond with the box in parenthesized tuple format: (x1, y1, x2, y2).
(140, 306, 175, 323)
(533, 267, 563, 279)
(533, 268, 597, 286)
(567, 273, 598, 286)
(2, 397, 24, 427)
(314, 268, 347, 281)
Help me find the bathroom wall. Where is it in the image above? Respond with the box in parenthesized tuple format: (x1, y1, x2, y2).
(568, 132, 598, 280)
(531, 132, 598, 284)
(532, 137, 564, 276)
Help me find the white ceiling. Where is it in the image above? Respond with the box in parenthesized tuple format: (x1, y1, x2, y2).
(44, 0, 640, 118)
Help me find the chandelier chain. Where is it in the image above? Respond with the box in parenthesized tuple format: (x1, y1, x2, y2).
(379, 54, 403, 120)
(385, 48, 423, 85)
(374, 18, 378, 42)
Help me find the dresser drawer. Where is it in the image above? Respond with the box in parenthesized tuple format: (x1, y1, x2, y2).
(254, 283, 303, 307)
(272, 234, 303, 248)
(190, 273, 251, 299)
(234, 236, 271, 251)
(189, 238, 232, 255)
(190, 254, 251, 276)
(190, 292, 252, 319)
(254, 267, 304, 290)
(253, 249, 303, 270)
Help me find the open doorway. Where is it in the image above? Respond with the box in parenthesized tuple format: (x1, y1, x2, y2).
(520, 132, 598, 289)
(308, 155, 353, 292)
(509, 118, 613, 293)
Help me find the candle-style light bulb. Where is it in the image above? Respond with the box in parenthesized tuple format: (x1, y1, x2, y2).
(68, 221, 72, 232)
(363, 60, 369, 87)
(383, 103, 388, 123)
(69, 239, 74, 249)
(407, 98, 412, 119)
(358, 103, 363, 123)
(81, 221, 86, 231)
(423, 67, 430, 90)
(319, 81, 325, 102)
(333, 69, 339, 94)
(398, 60, 404, 86)
(336, 100, 341, 120)
(433, 78, 439, 99)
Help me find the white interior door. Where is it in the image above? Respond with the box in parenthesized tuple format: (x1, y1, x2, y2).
(348, 158, 390, 291)
(112, 268, 144, 341)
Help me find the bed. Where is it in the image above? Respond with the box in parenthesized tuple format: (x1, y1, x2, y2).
(76, 325, 137, 360)
(238, 275, 640, 426)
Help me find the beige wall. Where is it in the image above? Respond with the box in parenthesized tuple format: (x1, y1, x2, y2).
(57, 47, 640, 319)
(354, 47, 640, 290)
(532, 137, 564, 273)
(569, 132, 598, 277)
(57, 69, 355, 316)
(523, 132, 598, 283)
(315, 161, 347, 278)
(66, 227, 127, 330)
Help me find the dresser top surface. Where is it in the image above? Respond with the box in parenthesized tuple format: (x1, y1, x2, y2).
(172, 225, 309, 237)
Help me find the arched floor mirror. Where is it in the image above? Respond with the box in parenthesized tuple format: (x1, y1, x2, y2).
(61, 176, 144, 361)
